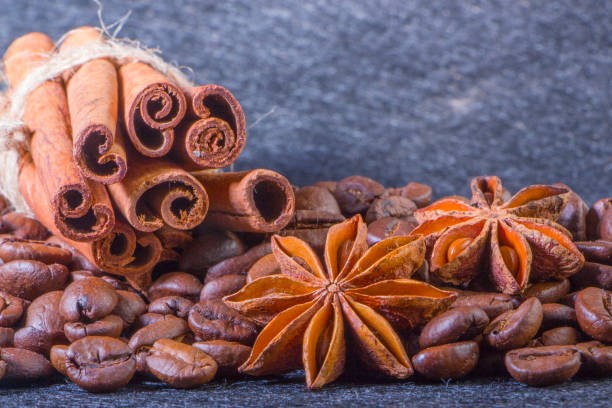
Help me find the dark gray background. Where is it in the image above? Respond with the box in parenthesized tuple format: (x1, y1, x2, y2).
(0, 0, 611, 406)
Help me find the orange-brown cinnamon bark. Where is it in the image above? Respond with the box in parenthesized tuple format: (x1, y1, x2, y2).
(4, 32, 114, 242)
(173, 85, 246, 169)
(192, 169, 295, 233)
(59, 26, 127, 184)
(118, 62, 186, 157)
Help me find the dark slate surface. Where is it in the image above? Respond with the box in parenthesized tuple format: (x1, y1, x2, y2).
(0, 0, 611, 406)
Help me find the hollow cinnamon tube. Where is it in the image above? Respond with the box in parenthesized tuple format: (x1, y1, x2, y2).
(173, 85, 246, 169)
(59, 26, 127, 184)
(108, 149, 208, 232)
(118, 62, 187, 157)
(192, 169, 295, 233)
(4, 32, 114, 241)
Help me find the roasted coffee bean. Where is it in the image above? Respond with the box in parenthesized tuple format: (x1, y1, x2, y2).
(419, 306, 489, 348)
(586, 198, 612, 241)
(148, 296, 193, 318)
(484, 297, 542, 350)
(128, 315, 189, 352)
(60, 277, 118, 322)
(0, 237, 71, 264)
(49, 345, 68, 376)
(0, 291, 26, 327)
(0, 327, 14, 347)
(64, 315, 124, 343)
(334, 175, 385, 215)
(505, 345, 581, 386)
(294, 185, 343, 215)
(246, 254, 280, 283)
(560, 291, 579, 308)
(0, 347, 54, 381)
(574, 287, 612, 342)
(575, 341, 612, 376)
(1, 212, 49, 241)
(387, 182, 433, 208)
(193, 340, 251, 377)
(576, 240, 612, 264)
(112, 290, 147, 327)
(571, 262, 612, 291)
(13, 291, 66, 354)
(0, 260, 68, 300)
(200, 274, 246, 301)
(148, 272, 202, 302)
(523, 279, 570, 304)
(205, 242, 271, 284)
(188, 300, 258, 345)
(0, 358, 5, 380)
(366, 217, 418, 246)
(179, 231, 244, 274)
(412, 341, 479, 380)
(365, 196, 417, 224)
(541, 303, 577, 330)
(555, 184, 588, 241)
(451, 292, 518, 319)
(540, 327, 580, 346)
(66, 336, 135, 393)
(133, 313, 166, 331)
(145, 339, 217, 388)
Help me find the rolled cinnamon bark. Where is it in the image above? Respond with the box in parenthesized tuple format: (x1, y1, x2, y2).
(173, 85, 246, 169)
(4, 32, 114, 241)
(192, 169, 295, 233)
(59, 26, 127, 184)
(108, 149, 208, 232)
(118, 62, 187, 157)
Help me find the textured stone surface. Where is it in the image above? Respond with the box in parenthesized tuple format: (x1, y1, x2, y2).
(0, 0, 611, 406)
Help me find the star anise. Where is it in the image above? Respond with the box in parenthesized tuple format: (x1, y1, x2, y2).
(224, 215, 456, 389)
(410, 176, 585, 294)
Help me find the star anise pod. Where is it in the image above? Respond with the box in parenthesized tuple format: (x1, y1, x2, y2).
(410, 176, 585, 294)
(224, 215, 456, 389)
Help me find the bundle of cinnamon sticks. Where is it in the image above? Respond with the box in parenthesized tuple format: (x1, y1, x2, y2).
(2, 27, 295, 290)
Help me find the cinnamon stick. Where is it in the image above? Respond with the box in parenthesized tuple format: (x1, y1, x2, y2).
(118, 62, 186, 157)
(192, 169, 295, 233)
(173, 85, 246, 169)
(4, 32, 114, 241)
(59, 26, 127, 184)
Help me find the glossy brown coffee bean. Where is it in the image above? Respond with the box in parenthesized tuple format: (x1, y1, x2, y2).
(555, 184, 588, 241)
(560, 291, 579, 308)
(112, 290, 147, 327)
(193, 340, 251, 377)
(523, 279, 570, 304)
(366, 217, 418, 246)
(334, 175, 385, 215)
(586, 198, 612, 241)
(365, 196, 417, 224)
(133, 313, 166, 331)
(66, 336, 136, 392)
(412, 341, 479, 380)
(246, 254, 280, 283)
(188, 300, 258, 345)
(60, 277, 118, 322)
(574, 287, 612, 342)
(0, 347, 54, 381)
(13, 291, 66, 354)
(179, 231, 244, 274)
(387, 182, 433, 208)
(1, 212, 49, 240)
(128, 315, 189, 352)
(540, 327, 581, 346)
(451, 292, 518, 319)
(64, 315, 124, 343)
(0, 237, 72, 265)
(484, 297, 542, 350)
(575, 240, 612, 264)
(145, 339, 217, 388)
(200, 274, 245, 301)
(575, 341, 612, 376)
(294, 185, 343, 215)
(148, 296, 193, 318)
(419, 306, 489, 348)
(49, 345, 68, 376)
(205, 242, 271, 284)
(0, 291, 26, 327)
(0, 327, 14, 347)
(0, 260, 68, 300)
(541, 303, 577, 330)
(571, 262, 612, 291)
(505, 345, 581, 386)
(148, 272, 202, 302)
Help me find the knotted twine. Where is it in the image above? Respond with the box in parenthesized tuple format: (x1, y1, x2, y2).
(0, 27, 194, 215)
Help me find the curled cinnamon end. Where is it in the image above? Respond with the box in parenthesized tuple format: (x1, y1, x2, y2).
(108, 155, 208, 232)
(193, 169, 295, 233)
(119, 62, 187, 157)
(174, 85, 246, 169)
